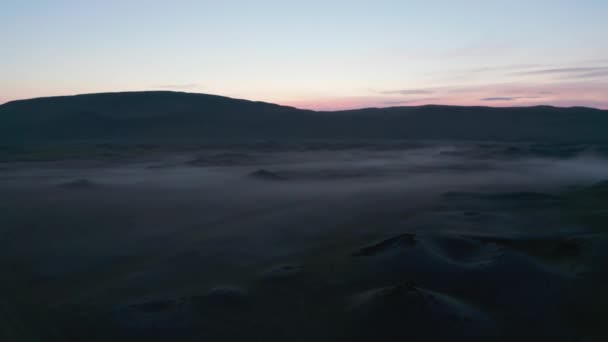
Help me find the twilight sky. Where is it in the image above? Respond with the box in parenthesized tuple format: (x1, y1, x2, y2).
(2, 0, 607, 110)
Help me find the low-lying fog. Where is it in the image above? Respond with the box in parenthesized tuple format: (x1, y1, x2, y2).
(1, 142, 608, 341)
(4, 143, 608, 190)
(2, 143, 608, 262)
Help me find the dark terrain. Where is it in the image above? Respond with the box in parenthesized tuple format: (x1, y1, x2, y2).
(1, 91, 608, 144)
(1, 93, 608, 341)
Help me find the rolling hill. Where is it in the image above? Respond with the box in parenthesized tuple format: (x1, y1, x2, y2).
(1, 91, 607, 144)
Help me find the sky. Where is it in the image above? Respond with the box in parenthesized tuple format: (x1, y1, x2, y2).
(1, 0, 607, 110)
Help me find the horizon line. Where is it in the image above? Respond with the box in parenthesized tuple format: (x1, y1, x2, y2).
(1, 90, 606, 112)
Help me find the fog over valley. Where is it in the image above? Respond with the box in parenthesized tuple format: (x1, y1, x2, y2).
(2, 142, 608, 341)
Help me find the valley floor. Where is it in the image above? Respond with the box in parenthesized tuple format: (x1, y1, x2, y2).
(1, 142, 608, 341)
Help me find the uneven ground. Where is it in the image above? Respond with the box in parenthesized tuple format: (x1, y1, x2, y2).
(1, 142, 607, 341)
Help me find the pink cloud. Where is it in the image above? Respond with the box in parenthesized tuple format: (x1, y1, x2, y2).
(284, 82, 608, 110)
(284, 96, 441, 111)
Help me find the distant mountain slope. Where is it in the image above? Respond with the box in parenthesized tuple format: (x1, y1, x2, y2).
(1, 91, 607, 144)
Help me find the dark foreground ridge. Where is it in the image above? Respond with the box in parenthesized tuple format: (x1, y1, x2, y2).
(1, 91, 607, 144)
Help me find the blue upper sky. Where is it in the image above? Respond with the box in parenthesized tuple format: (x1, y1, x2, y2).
(2, 0, 607, 109)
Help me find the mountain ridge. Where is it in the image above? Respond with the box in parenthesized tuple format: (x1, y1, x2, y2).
(1, 91, 604, 112)
(1, 91, 607, 144)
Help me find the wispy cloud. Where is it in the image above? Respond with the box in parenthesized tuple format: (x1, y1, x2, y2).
(515, 66, 608, 79)
(468, 64, 542, 73)
(519, 67, 608, 75)
(481, 97, 517, 101)
(379, 89, 434, 95)
(383, 98, 439, 106)
(575, 70, 608, 79)
(291, 78, 608, 110)
(284, 96, 442, 111)
(152, 83, 201, 90)
(481, 96, 541, 101)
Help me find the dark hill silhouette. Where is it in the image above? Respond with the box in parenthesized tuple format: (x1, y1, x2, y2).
(1, 91, 607, 144)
